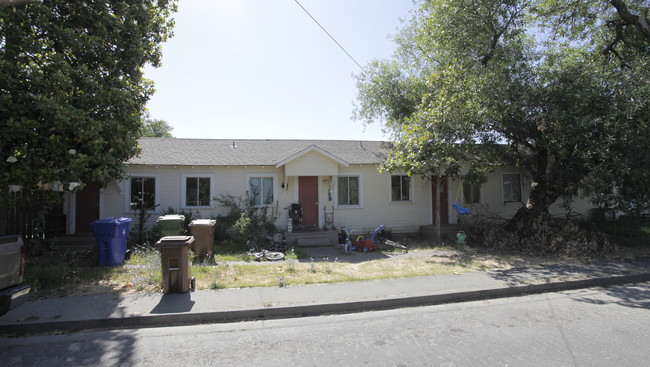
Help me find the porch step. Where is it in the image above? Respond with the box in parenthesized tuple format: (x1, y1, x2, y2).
(286, 230, 338, 248)
(297, 237, 332, 247)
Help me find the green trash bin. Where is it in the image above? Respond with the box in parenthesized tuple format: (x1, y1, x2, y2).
(157, 214, 185, 237)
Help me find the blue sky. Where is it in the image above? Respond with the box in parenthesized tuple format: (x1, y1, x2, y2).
(143, 0, 414, 141)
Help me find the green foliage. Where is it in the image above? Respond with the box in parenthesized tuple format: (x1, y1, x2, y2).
(593, 216, 650, 248)
(0, 1, 178, 232)
(128, 195, 160, 247)
(215, 193, 278, 242)
(233, 212, 252, 241)
(127, 208, 160, 247)
(354, 0, 650, 233)
(141, 112, 174, 138)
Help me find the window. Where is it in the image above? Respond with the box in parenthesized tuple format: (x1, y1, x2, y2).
(338, 176, 359, 206)
(130, 177, 156, 210)
(502, 173, 521, 203)
(183, 175, 211, 207)
(463, 181, 481, 204)
(391, 175, 411, 202)
(249, 176, 274, 206)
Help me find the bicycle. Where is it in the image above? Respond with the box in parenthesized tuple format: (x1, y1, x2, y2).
(243, 240, 285, 261)
(266, 233, 288, 253)
(373, 225, 408, 253)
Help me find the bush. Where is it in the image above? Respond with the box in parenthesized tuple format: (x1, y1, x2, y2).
(215, 193, 278, 242)
(466, 214, 615, 258)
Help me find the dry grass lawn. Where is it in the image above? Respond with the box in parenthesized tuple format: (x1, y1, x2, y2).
(27, 237, 650, 298)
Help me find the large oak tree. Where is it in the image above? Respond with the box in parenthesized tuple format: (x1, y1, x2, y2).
(354, 0, 650, 242)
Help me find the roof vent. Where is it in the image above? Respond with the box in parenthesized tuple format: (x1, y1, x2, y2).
(231, 141, 236, 149)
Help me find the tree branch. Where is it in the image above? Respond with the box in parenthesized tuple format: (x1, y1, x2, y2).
(602, 20, 628, 65)
(609, 0, 650, 39)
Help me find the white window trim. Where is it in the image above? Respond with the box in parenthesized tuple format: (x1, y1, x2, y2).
(246, 173, 277, 207)
(181, 173, 214, 209)
(334, 173, 363, 209)
(389, 173, 414, 203)
(501, 172, 522, 204)
(124, 174, 160, 213)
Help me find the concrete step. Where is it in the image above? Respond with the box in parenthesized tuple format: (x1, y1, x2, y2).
(287, 230, 339, 247)
(297, 237, 334, 247)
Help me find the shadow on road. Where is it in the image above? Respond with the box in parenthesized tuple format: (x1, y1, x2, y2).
(151, 292, 195, 314)
(486, 257, 650, 309)
(570, 282, 650, 309)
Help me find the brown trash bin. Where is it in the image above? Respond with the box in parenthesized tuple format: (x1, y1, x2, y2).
(155, 236, 194, 294)
(188, 219, 217, 258)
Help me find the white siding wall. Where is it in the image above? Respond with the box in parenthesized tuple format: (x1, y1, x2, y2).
(285, 151, 339, 176)
(331, 165, 431, 234)
(446, 166, 596, 224)
(103, 165, 290, 228)
(100, 181, 124, 220)
(100, 162, 597, 234)
(101, 163, 433, 234)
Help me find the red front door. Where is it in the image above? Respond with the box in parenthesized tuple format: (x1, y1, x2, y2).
(76, 181, 100, 233)
(299, 176, 319, 228)
(431, 176, 449, 224)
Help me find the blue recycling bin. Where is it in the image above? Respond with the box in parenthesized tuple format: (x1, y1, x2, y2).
(91, 217, 132, 266)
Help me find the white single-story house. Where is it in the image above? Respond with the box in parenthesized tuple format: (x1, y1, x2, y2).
(63, 138, 595, 236)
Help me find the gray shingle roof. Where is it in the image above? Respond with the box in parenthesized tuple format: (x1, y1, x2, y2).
(128, 138, 393, 166)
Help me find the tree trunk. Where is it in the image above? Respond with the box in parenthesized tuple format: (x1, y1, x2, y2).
(505, 179, 560, 237)
(434, 177, 441, 244)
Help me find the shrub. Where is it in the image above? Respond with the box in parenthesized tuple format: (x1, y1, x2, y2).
(128, 194, 160, 247)
(466, 213, 615, 258)
(215, 192, 278, 241)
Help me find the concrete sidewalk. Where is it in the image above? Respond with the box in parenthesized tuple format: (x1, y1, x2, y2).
(2, 257, 650, 335)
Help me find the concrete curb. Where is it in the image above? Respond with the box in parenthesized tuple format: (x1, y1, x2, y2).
(2, 272, 649, 336)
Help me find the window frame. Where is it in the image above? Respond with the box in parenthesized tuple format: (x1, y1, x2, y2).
(463, 181, 481, 205)
(246, 174, 277, 207)
(390, 174, 413, 203)
(501, 173, 522, 204)
(125, 174, 159, 213)
(335, 174, 362, 208)
(181, 173, 214, 208)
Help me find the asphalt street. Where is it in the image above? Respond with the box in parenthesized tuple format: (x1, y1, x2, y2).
(1, 283, 649, 366)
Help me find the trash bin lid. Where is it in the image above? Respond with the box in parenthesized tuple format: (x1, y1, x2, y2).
(189, 219, 217, 227)
(157, 214, 185, 222)
(93, 217, 132, 225)
(155, 235, 194, 247)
